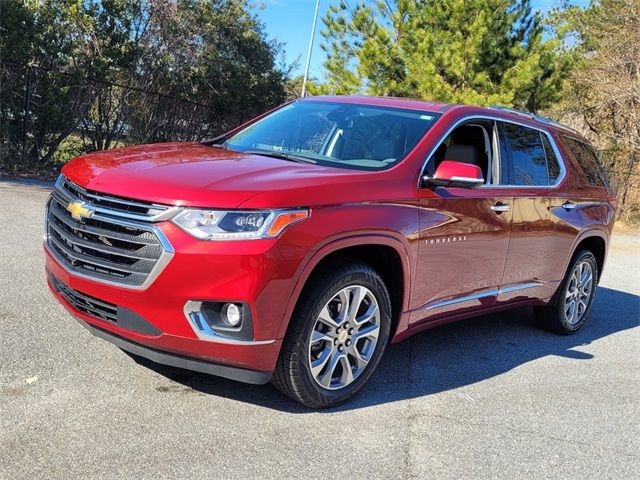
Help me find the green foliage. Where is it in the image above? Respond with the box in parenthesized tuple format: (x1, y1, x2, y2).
(52, 135, 85, 165)
(320, 0, 572, 112)
(284, 74, 323, 100)
(123, 0, 288, 141)
(1, 0, 93, 168)
(0, 0, 289, 173)
(549, 0, 640, 224)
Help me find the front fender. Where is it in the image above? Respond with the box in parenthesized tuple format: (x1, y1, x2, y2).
(275, 232, 413, 340)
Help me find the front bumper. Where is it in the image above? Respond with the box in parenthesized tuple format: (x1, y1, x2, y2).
(44, 221, 308, 376)
(78, 321, 272, 384)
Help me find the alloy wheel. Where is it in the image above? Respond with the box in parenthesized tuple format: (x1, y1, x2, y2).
(564, 260, 594, 326)
(308, 285, 381, 390)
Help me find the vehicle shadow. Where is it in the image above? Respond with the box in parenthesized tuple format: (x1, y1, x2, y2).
(133, 286, 639, 413)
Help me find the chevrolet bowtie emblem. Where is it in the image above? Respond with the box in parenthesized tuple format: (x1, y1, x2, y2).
(66, 201, 93, 221)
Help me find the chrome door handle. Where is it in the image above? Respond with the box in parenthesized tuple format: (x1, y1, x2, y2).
(491, 203, 511, 213)
(562, 202, 577, 211)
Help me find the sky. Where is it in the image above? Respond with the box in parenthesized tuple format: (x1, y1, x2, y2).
(257, 0, 589, 81)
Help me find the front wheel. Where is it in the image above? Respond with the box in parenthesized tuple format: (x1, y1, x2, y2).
(272, 261, 391, 408)
(534, 249, 598, 335)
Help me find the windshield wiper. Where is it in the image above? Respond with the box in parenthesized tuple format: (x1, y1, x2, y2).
(244, 149, 317, 164)
(201, 133, 228, 147)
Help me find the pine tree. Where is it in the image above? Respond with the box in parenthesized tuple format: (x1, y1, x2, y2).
(319, 0, 571, 112)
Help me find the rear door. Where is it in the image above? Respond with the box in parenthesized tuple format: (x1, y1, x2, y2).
(560, 136, 614, 230)
(493, 121, 577, 304)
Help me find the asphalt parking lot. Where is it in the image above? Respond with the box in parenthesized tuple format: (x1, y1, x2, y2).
(1, 178, 638, 479)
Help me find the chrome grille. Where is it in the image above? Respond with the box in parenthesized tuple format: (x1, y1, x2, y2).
(45, 176, 174, 288)
(57, 175, 177, 222)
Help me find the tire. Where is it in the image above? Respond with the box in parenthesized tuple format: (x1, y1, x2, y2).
(534, 249, 598, 335)
(272, 260, 392, 408)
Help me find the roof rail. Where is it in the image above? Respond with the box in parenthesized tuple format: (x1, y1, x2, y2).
(489, 105, 577, 133)
(490, 105, 534, 119)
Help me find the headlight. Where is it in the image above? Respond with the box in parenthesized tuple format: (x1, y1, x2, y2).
(172, 208, 310, 240)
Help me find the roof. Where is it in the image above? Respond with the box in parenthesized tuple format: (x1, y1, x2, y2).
(301, 95, 578, 135)
(301, 95, 448, 113)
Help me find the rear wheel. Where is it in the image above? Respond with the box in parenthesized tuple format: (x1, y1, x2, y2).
(272, 261, 391, 408)
(534, 250, 598, 335)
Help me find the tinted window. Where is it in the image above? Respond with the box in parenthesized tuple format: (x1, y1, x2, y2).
(498, 126, 510, 183)
(224, 101, 440, 171)
(563, 137, 608, 187)
(499, 122, 548, 185)
(541, 134, 561, 183)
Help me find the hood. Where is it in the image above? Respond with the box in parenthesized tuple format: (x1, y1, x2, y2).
(61, 142, 402, 209)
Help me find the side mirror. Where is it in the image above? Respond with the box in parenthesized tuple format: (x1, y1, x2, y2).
(422, 160, 484, 189)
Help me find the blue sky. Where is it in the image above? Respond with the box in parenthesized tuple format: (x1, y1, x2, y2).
(257, 0, 589, 80)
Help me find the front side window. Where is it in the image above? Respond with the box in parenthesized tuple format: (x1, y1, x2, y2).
(563, 137, 608, 187)
(223, 101, 441, 171)
(498, 122, 549, 186)
(423, 120, 494, 183)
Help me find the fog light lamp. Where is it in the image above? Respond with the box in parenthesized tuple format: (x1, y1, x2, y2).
(222, 303, 242, 327)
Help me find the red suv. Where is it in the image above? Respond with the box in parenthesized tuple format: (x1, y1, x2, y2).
(44, 96, 616, 407)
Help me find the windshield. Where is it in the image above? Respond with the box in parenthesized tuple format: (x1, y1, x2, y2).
(222, 101, 441, 170)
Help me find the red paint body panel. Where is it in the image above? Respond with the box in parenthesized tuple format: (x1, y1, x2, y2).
(433, 160, 484, 181)
(46, 97, 616, 380)
(412, 189, 513, 320)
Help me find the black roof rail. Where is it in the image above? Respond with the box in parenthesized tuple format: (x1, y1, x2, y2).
(489, 105, 578, 133)
(490, 105, 534, 119)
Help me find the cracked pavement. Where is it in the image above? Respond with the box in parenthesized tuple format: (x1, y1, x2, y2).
(1, 179, 639, 479)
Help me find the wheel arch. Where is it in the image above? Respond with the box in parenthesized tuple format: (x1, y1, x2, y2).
(276, 234, 412, 341)
(569, 229, 608, 282)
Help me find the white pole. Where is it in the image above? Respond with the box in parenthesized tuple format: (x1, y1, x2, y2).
(301, 0, 320, 98)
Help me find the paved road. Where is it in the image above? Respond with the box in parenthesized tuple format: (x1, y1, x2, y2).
(1, 179, 639, 480)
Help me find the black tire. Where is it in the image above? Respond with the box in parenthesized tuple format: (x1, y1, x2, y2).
(272, 260, 392, 408)
(534, 249, 598, 335)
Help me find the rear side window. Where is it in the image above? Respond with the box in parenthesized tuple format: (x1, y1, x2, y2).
(498, 122, 550, 186)
(563, 137, 608, 187)
(541, 134, 561, 184)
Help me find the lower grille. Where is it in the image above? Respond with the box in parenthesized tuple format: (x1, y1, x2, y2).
(45, 190, 172, 288)
(48, 273, 162, 336)
(49, 274, 118, 323)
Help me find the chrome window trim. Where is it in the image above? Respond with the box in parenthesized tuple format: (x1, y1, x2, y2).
(490, 121, 501, 185)
(45, 199, 175, 291)
(471, 123, 492, 184)
(539, 131, 551, 185)
(418, 114, 567, 189)
(55, 176, 180, 222)
(422, 281, 544, 311)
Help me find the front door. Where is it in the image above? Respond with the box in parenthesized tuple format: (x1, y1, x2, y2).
(411, 189, 513, 324)
(410, 118, 513, 325)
